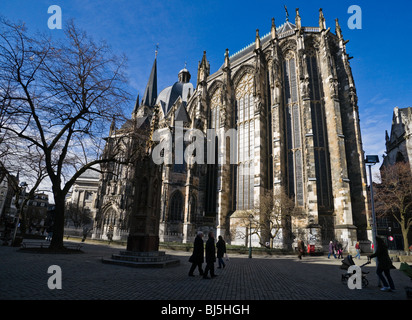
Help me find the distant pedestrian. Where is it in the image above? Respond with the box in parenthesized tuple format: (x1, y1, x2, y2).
(45, 226, 53, 242)
(354, 241, 361, 259)
(368, 236, 396, 292)
(328, 241, 337, 259)
(188, 231, 204, 277)
(297, 240, 305, 260)
(203, 231, 217, 279)
(82, 227, 89, 242)
(337, 242, 343, 259)
(216, 235, 226, 269)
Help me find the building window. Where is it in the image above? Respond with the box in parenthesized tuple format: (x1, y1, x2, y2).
(235, 72, 254, 210)
(205, 87, 222, 215)
(169, 191, 183, 221)
(306, 51, 332, 210)
(283, 52, 304, 206)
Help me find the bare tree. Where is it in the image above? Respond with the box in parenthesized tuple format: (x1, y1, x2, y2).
(231, 187, 303, 248)
(0, 18, 134, 249)
(375, 161, 412, 252)
(65, 202, 93, 229)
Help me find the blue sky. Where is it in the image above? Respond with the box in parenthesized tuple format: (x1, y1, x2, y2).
(1, 0, 411, 181)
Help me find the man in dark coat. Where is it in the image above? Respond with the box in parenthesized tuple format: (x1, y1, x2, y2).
(203, 231, 217, 279)
(188, 231, 204, 276)
(297, 240, 305, 260)
(216, 235, 226, 269)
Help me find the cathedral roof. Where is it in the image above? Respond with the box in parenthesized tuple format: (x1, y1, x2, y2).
(141, 58, 158, 107)
(156, 71, 194, 116)
(227, 21, 296, 64)
(174, 103, 190, 123)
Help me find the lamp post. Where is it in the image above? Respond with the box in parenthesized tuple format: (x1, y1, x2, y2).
(248, 214, 254, 258)
(12, 181, 27, 245)
(365, 155, 379, 252)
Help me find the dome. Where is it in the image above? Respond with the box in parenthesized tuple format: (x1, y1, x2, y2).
(156, 69, 193, 116)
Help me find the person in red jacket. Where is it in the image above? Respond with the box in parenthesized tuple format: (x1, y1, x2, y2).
(354, 241, 361, 259)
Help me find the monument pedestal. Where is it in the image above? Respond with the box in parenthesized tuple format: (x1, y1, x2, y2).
(102, 234, 180, 268)
(102, 250, 180, 268)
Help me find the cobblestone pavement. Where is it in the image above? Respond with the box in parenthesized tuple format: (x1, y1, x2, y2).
(0, 240, 410, 301)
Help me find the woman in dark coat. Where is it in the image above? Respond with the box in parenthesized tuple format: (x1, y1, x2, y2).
(188, 231, 204, 276)
(368, 236, 396, 291)
(216, 235, 226, 269)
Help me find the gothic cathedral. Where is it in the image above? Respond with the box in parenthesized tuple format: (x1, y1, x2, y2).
(94, 9, 370, 252)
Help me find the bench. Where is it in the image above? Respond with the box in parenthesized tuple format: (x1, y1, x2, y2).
(20, 241, 83, 251)
(21, 241, 50, 249)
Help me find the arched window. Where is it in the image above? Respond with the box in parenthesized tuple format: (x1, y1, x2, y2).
(283, 51, 304, 206)
(235, 72, 255, 210)
(205, 86, 222, 215)
(306, 49, 332, 209)
(169, 191, 183, 221)
(104, 208, 117, 226)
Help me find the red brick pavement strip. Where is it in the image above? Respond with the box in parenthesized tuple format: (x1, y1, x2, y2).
(0, 241, 410, 301)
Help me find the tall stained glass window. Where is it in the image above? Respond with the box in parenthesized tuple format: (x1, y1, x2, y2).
(306, 50, 332, 209)
(205, 87, 222, 215)
(169, 191, 183, 221)
(235, 73, 255, 210)
(283, 52, 304, 206)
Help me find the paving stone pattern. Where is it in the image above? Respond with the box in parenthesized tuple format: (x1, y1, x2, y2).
(0, 240, 410, 300)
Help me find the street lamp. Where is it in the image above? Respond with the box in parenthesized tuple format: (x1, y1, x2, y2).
(248, 214, 254, 259)
(12, 181, 28, 246)
(365, 155, 379, 252)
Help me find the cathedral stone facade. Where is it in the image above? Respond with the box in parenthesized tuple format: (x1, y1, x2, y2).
(94, 9, 370, 251)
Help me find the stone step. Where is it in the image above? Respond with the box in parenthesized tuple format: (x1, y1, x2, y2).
(102, 256, 180, 268)
(111, 253, 169, 263)
(118, 250, 166, 257)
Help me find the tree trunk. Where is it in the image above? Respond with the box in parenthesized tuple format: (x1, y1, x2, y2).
(402, 224, 410, 253)
(49, 195, 65, 250)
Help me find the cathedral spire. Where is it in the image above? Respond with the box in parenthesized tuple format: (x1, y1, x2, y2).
(335, 18, 343, 40)
(295, 8, 302, 31)
(319, 8, 326, 31)
(271, 17, 277, 40)
(224, 48, 230, 69)
(197, 50, 209, 85)
(284, 5, 289, 22)
(255, 29, 261, 50)
(141, 53, 158, 107)
(132, 94, 140, 114)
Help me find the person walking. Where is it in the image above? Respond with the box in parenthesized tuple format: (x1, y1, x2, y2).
(188, 231, 204, 277)
(337, 242, 343, 259)
(216, 235, 227, 269)
(328, 241, 337, 259)
(354, 241, 361, 259)
(297, 240, 305, 260)
(368, 236, 396, 292)
(203, 231, 217, 279)
(82, 227, 89, 242)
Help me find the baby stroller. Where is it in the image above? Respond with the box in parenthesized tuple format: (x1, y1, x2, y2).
(340, 255, 371, 287)
(400, 262, 412, 300)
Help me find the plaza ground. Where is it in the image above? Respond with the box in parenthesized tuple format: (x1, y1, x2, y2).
(1, 239, 411, 302)
(0, 241, 412, 319)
